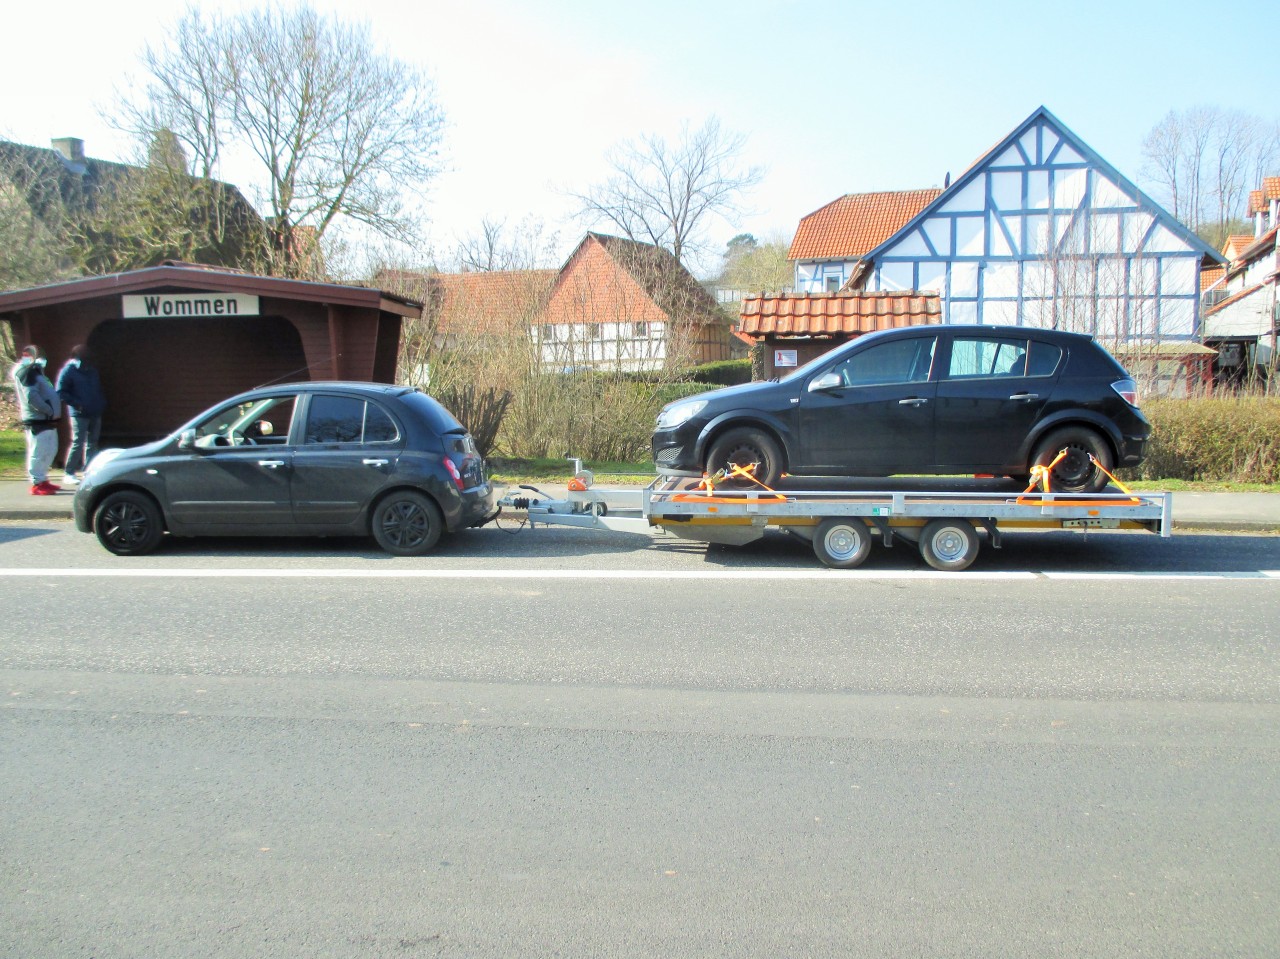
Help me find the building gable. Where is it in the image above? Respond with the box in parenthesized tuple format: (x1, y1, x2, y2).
(859, 106, 1226, 339)
(537, 233, 733, 370)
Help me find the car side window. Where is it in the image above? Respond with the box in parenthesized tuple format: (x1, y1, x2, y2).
(833, 337, 936, 387)
(1026, 342, 1063, 377)
(304, 395, 400, 445)
(192, 395, 297, 449)
(363, 402, 399, 443)
(948, 337, 1029, 378)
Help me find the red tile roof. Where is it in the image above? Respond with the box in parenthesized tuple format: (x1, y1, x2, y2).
(738, 292, 941, 338)
(1200, 266, 1225, 291)
(1265, 176, 1280, 199)
(540, 233, 721, 328)
(1223, 235, 1255, 260)
(1234, 224, 1280, 269)
(788, 190, 942, 262)
(378, 268, 556, 334)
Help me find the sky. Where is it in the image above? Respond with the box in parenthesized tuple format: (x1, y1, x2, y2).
(3, 0, 1278, 277)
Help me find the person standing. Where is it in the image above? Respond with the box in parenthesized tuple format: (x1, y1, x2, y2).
(10, 345, 62, 495)
(55, 344, 107, 484)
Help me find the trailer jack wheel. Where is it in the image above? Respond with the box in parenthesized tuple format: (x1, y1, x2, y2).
(813, 518, 872, 569)
(918, 519, 979, 572)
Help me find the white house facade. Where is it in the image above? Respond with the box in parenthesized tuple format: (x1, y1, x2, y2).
(1201, 179, 1280, 376)
(852, 107, 1225, 341)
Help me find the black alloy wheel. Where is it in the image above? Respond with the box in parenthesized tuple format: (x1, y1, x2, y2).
(371, 491, 444, 556)
(94, 490, 165, 556)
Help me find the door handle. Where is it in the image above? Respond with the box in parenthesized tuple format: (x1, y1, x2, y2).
(363, 458, 390, 467)
(1008, 392, 1040, 402)
(257, 460, 286, 469)
(898, 397, 929, 407)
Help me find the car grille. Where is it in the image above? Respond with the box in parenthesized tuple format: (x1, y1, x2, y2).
(655, 445, 683, 466)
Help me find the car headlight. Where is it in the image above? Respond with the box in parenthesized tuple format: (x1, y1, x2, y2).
(82, 448, 125, 480)
(656, 400, 707, 430)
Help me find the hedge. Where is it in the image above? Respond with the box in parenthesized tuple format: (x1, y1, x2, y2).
(1123, 396, 1280, 483)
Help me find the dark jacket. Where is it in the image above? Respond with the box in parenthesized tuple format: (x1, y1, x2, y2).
(56, 360, 107, 416)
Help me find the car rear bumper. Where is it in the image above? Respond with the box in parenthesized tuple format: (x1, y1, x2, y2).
(1119, 434, 1147, 468)
(460, 482, 501, 528)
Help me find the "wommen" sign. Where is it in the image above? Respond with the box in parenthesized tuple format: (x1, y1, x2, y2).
(121, 293, 260, 319)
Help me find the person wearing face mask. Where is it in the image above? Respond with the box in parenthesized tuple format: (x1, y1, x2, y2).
(10, 345, 63, 495)
(55, 344, 107, 485)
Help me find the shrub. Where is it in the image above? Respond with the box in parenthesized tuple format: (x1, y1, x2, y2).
(1123, 396, 1280, 483)
(434, 385, 511, 457)
(497, 374, 661, 461)
(686, 359, 752, 386)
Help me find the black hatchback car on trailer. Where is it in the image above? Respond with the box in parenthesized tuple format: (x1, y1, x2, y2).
(74, 381, 499, 556)
(652, 325, 1150, 493)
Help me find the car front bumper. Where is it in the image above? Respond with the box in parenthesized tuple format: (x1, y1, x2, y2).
(651, 426, 703, 474)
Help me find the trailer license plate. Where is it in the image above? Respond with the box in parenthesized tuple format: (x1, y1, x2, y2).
(1063, 518, 1120, 529)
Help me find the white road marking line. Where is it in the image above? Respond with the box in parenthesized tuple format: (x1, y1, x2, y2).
(0, 568, 1277, 581)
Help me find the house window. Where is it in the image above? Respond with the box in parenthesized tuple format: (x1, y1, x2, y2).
(824, 275, 842, 292)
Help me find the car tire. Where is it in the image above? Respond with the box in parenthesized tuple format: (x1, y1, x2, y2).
(371, 490, 444, 556)
(706, 427, 784, 487)
(94, 490, 165, 556)
(918, 519, 979, 572)
(1031, 427, 1113, 494)
(812, 518, 872, 569)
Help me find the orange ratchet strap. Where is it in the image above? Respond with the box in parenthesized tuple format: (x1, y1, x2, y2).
(1018, 449, 1141, 507)
(672, 463, 788, 503)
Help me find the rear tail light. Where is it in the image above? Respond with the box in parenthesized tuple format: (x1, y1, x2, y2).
(442, 456, 465, 491)
(1112, 378, 1139, 407)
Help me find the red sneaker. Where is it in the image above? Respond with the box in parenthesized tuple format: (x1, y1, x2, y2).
(37, 481, 62, 494)
(31, 483, 57, 496)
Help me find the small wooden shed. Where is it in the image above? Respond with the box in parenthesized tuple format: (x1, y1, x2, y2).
(738, 291, 942, 378)
(0, 263, 420, 446)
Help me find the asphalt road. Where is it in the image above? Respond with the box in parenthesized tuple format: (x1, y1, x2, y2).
(2, 519, 1278, 958)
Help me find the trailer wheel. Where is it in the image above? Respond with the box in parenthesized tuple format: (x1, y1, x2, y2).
(812, 518, 872, 569)
(918, 519, 979, 572)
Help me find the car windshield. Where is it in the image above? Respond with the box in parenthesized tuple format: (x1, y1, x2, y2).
(778, 349, 844, 384)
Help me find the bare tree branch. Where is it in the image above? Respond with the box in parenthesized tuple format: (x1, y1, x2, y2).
(570, 116, 763, 270)
(114, 4, 446, 277)
(1141, 105, 1280, 246)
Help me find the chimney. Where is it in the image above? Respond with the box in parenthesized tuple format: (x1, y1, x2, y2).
(51, 137, 85, 163)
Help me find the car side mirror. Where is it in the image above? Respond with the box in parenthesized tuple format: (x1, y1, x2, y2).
(178, 429, 196, 450)
(808, 372, 843, 392)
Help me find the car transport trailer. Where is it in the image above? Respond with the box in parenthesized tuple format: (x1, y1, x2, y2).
(498, 470, 1172, 572)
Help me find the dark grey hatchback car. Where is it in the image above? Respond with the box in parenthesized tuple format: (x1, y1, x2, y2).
(75, 382, 499, 556)
(653, 325, 1150, 493)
